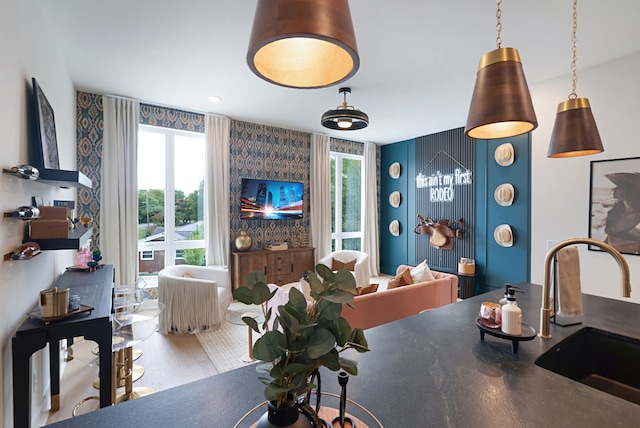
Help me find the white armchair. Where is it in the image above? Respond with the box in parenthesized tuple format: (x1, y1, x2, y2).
(318, 250, 370, 287)
(157, 265, 231, 334)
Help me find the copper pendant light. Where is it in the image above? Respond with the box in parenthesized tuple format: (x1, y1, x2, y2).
(321, 87, 369, 130)
(247, 0, 360, 89)
(547, 0, 603, 158)
(465, 0, 537, 139)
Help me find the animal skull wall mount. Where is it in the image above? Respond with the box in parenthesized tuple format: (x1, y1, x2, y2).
(414, 214, 464, 250)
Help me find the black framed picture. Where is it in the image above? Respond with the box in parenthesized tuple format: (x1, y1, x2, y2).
(589, 156, 640, 255)
(32, 77, 60, 169)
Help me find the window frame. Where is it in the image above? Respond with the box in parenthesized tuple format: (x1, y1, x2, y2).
(330, 151, 365, 251)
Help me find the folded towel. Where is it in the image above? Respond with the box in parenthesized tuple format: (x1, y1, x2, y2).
(556, 246, 583, 316)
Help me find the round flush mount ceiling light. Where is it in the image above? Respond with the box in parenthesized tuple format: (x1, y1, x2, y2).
(321, 87, 369, 131)
(246, 0, 360, 89)
(208, 96, 222, 103)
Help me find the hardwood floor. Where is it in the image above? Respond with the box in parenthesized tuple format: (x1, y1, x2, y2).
(45, 332, 215, 425)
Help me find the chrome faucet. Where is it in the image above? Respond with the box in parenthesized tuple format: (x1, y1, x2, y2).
(540, 237, 632, 339)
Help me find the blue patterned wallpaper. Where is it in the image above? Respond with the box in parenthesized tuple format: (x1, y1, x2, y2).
(76, 92, 379, 254)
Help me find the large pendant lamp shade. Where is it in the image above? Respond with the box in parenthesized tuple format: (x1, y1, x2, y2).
(547, 98, 603, 158)
(465, 0, 537, 139)
(547, 0, 603, 158)
(465, 48, 538, 139)
(247, 0, 360, 89)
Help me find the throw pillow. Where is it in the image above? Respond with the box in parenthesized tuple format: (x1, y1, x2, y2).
(183, 272, 193, 278)
(419, 264, 436, 282)
(332, 257, 357, 271)
(387, 267, 413, 289)
(410, 260, 435, 282)
(355, 283, 379, 295)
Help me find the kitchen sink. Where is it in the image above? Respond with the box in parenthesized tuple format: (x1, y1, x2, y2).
(535, 327, 640, 405)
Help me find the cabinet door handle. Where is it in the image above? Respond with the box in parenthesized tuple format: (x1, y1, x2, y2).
(290, 263, 294, 273)
(264, 266, 267, 275)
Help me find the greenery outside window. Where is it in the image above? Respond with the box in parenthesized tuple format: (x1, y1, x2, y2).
(330, 152, 364, 251)
(137, 125, 206, 273)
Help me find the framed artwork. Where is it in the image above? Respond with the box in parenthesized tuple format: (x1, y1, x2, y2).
(589, 156, 640, 255)
(32, 77, 60, 169)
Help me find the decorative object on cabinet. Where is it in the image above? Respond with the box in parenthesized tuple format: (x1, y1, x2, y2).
(494, 183, 515, 206)
(231, 247, 315, 290)
(414, 214, 464, 250)
(494, 224, 514, 247)
(389, 219, 400, 237)
(494, 143, 515, 166)
(388, 191, 401, 208)
(321, 87, 369, 131)
(234, 230, 253, 251)
(465, 0, 537, 139)
(388, 162, 401, 179)
(589, 156, 640, 255)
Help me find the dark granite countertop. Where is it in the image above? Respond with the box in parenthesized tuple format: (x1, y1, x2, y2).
(46, 283, 640, 427)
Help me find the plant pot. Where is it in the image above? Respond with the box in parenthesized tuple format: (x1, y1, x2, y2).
(255, 400, 313, 428)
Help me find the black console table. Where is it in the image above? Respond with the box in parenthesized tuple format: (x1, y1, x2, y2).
(12, 265, 114, 428)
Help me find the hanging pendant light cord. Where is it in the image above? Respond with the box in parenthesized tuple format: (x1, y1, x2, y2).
(569, 0, 578, 99)
(495, 0, 503, 48)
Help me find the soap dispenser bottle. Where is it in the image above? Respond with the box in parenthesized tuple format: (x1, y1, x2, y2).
(501, 287, 522, 335)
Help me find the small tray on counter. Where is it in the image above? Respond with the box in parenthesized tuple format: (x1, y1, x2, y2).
(65, 263, 104, 272)
(475, 317, 537, 353)
(28, 304, 94, 324)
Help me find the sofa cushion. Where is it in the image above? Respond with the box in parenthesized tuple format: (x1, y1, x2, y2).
(332, 257, 357, 271)
(355, 283, 379, 295)
(387, 267, 413, 289)
(410, 260, 435, 282)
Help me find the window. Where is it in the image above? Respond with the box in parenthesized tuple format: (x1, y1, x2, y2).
(330, 152, 364, 251)
(138, 125, 206, 273)
(140, 250, 154, 261)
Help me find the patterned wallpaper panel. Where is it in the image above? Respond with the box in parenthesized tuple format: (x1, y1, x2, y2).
(76, 93, 376, 257)
(76, 92, 103, 250)
(229, 120, 311, 250)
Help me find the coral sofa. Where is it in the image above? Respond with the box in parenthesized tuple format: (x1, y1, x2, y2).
(341, 265, 458, 330)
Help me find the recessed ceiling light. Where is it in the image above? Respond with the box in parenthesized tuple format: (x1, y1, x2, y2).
(208, 96, 222, 103)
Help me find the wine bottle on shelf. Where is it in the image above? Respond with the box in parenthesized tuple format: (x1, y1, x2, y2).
(6, 206, 40, 220)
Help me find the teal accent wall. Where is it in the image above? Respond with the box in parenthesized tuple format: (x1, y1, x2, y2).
(475, 134, 531, 293)
(380, 139, 415, 275)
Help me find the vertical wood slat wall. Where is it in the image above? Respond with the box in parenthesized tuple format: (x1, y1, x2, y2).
(414, 128, 475, 273)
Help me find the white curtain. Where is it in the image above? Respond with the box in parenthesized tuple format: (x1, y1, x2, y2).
(101, 97, 140, 286)
(204, 115, 230, 267)
(310, 134, 332, 263)
(363, 142, 380, 276)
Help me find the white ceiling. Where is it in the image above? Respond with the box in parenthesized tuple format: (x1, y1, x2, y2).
(35, 0, 640, 144)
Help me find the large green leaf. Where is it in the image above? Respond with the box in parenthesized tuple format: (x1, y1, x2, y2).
(333, 269, 356, 291)
(253, 331, 286, 361)
(247, 270, 265, 286)
(232, 286, 253, 305)
(322, 289, 354, 304)
(306, 273, 325, 297)
(338, 357, 358, 376)
(306, 328, 336, 359)
(331, 317, 352, 346)
(315, 264, 333, 281)
(242, 315, 260, 334)
(287, 287, 307, 311)
(348, 328, 370, 353)
(316, 300, 343, 321)
(251, 282, 274, 305)
(318, 348, 340, 371)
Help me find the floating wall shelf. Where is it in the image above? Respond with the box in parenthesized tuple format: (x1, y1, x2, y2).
(23, 227, 92, 251)
(3, 168, 92, 189)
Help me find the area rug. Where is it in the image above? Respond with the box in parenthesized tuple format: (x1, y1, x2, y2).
(195, 302, 262, 374)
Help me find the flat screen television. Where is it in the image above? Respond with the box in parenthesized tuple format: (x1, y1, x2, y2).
(241, 178, 304, 219)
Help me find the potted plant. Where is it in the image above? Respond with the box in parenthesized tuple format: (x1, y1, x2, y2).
(233, 265, 370, 427)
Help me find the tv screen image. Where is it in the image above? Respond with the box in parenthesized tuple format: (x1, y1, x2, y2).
(241, 178, 304, 219)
